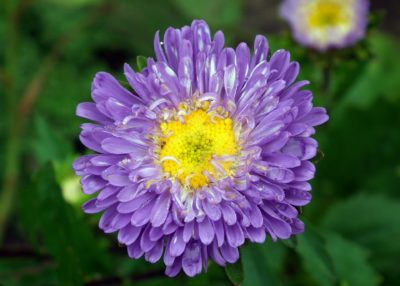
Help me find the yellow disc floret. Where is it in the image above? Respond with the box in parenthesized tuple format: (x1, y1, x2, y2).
(159, 108, 237, 189)
(308, 1, 350, 28)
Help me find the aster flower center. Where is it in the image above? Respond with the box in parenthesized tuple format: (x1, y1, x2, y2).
(157, 102, 238, 189)
(308, 2, 349, 28)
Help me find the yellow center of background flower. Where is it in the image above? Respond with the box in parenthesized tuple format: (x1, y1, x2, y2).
(308, 2, 349, 28)
(159, 109, 237, 189)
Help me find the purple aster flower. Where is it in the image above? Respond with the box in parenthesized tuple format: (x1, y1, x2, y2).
(73, 20, 328, 277)
(280, 0, 369, 51)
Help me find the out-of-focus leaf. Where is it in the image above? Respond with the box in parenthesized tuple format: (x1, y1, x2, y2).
(22, 164, 83, 285)
(324, 233, 379, 286)
(242, 243, 281, 286)
(322, 194, 400, 277)
(297, 226, 379, 286)
(53, 156, 86, 205)
(36, 64, 101, 139)
(281, 236, 297, 249)
(361, 168, 400, 197)
(225, 258, 243, 286)
(30, 115, 72, 165)
(336, 33, 400, 112)
(19, 163, 111, 285)
(314, 98, 400, 200)
(102, 0, 188, 56)
(264, 240, 287, 277)
(296, 227, 336, 286)
(322, 196, 400, 249)
(44, 0, 102, 7)
(173, 0, 241, 27)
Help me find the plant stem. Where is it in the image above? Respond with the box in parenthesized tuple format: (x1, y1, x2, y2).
(0, 0, 22, 243)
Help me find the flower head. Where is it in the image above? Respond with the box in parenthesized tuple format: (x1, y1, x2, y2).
(73, 20, 328, 277)
(280, 0, 369, 51)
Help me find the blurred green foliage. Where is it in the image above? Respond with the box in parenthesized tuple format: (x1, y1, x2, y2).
(1, 0, 400, 285)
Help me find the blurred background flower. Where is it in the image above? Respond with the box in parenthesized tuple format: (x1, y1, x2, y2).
(1, 0, 400, 285)
(280, 0, 369, 51)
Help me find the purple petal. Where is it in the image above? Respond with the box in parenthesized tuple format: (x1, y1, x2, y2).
(76, 102, 110, 123)
(118, 225, 142, 245)
(81, 175, 106, 195)
(92, 72, 140, 106)
(285, 189, 312, 206)
(82, 198, 104, 214)
(145, 239, 164, 263)
(101, 137, 142, 155)
(221, 204, 237, 225)
(198, 217, 215, 245)
(213, 219, 225, 247)
(264, 216, 292, 240)
(249, 205, 264, 228)
(202, 200, 222, 221)
(183, 221, 194, 243)
(209, 240, 226, 266)
(250, 35, 269, 69)
(283, 62, 299, 85)
(169, 229, 186, 257)
(140, 225, 156, 252)
(131, 199, 155, 226)
(165, 256, 182, 277)
(182, 242, 202, 277)
(220, 243, 239, 263)
(262, 132, 290, 153)
(127, 241, 144, 259)
(263, 153, 301, 168)
(300, 107, 329, 127)
(149, 226, 164, 241)
(246, 226, 266, 243)
(293, 161, 315, 181)
(265, 167, 295, 183)
(150, 191, 171, 227)
(225, 224, 245, 248)
(117, 192, 154, 214)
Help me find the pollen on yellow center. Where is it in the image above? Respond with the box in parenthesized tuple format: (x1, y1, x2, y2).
(159, 109, 237, 189)
(308, 2, 349, 28)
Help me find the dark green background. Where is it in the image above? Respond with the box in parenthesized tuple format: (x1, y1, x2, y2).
(1, 0, 400, 285)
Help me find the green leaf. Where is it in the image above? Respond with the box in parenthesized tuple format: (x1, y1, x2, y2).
(225, 258, 244, 286)
(336, 33, 400, 112)
(30, 115, 72, 165)
(324, 233, 379, 286)
(29, 164, 84, 286)
(322, 194, 400, 276)
(44, 0, 102, 7)
(241, 243, 281, 286)
(36, 64, 102, 139)
(296, 227, 336, 286)
(361, 168, 400, 198)
(314, 98, 400, 201)
(136, 55, 148, 72)
(19, 163, 112, 285)
(281, 236, 297, 249)
(263, 240, 287, 277)
(296, 226, 379, 286)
